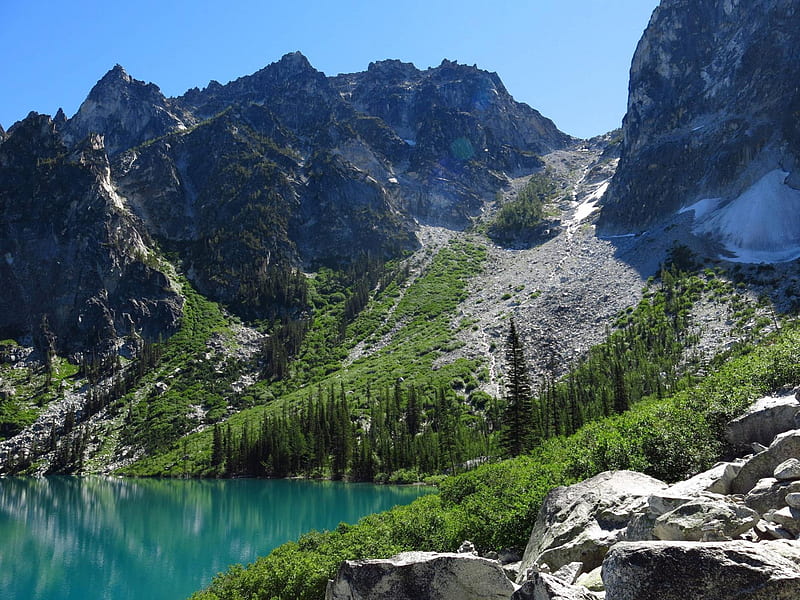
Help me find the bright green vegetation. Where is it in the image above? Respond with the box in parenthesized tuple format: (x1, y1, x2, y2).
(488, 172, 560, 244)
(0, 348, 79, 441)
(192, 310, 800, 600)
(121, 240, 492, 479)
(114, 281, 240, 455)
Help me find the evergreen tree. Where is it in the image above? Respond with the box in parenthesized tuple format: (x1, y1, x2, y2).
(211, 424, 224, 471)
(501, 318, 533, 456)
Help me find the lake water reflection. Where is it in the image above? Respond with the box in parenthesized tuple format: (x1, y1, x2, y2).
(0, 477, 432, 600)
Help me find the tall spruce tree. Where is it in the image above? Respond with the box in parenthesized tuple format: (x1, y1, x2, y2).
(501, 318, 533, 456)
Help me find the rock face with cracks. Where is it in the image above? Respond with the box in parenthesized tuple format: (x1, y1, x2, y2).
(602, 541, 800, 600)
(324, 552, 516, 600)
(516, 470, 667, 579)
(601, 0, 800, 234)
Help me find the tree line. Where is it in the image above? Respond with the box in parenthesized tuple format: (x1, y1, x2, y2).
(500, 267, 702, 457)
(209, 380, 498, 481)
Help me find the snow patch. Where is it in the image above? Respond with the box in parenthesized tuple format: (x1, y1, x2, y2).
(691, 170, 800, 263)
(573, 198, 600, 224)
(679, 197, 721, 220)
(566, 181, 609, 231)
(587, 181, 610, 202)
(404, 139, 417, 147)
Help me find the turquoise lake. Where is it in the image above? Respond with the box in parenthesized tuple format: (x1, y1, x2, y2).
(0, 476, 433, 600)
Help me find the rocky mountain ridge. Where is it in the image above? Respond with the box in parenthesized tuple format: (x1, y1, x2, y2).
(0, 113, 182, 354)
(0, 52, 570, 354)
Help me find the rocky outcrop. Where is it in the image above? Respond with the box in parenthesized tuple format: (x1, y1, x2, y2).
(517, 392, 800, 597)
(602, 541, 800, 600)
(651, 496, 759, 541)
(745, 478, 800, 515)
(323, 392, 800, 600)
(512, 572, 600, 600)
(725, 393, 800, 452)
(731, 430, 800, 494)
(600, 0, 800, 263)
(63, 65, 193, 156)
(0, 113, 181, 352)
(325, 552, 516, 600)
(517, 470, 667, 578)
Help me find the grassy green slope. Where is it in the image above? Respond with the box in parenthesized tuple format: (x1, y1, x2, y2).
(191, 318, 800, 600)
(120, 239, 488, 476)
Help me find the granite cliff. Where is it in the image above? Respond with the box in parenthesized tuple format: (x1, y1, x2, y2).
(600, 0, 800, 264)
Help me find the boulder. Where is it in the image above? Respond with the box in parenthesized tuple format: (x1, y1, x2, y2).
(731, 430, 800, 494)
(725, 394, 799, 451)
(647, 491, 712, 517)
(763, 539, 800, 568)
(753, 519, 794, 541)
(575, 566, 604, 592)
(325, 552, 516, 600)
(497, 549, 523, 564)
(517, 471, 667, 581)
(624, 512, 659, 541)
(503, 562, 522, 581)
(652, 497, 759, 542)
(551, 562, 583, 585)
(458, 540, 478, 555)
(786, 493, 800, 509)
(775, 458, 800, 481)
(665, 461, 743, 497)
(743, 478, 800, 515)
(511, 573, 601, 600)
(602, 541, 800, 600)
(765, 507, 800, 536)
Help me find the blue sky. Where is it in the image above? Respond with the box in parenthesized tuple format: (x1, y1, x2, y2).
(0, 1, 658, 139)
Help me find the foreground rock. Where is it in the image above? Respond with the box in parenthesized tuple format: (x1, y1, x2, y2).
(652, 496, 759, 541)
(731, 430, 800, 494)
(602, 541, 800, 600)
(325, 552, 516, 600)
(512, 573, 600, 600)
(725, 394, 800, 452)
(517, 470, 667, 579)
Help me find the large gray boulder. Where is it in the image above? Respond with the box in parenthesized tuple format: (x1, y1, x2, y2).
(765, 507, 800, 536)
(744, 478, 800, 515)
(511, 573, 601, 600)
(602, 541, 800, 600)
(731, 430, 800, 494)
(775, 458, 800, 481)
(325, 552, 516, 600)
(725, 394, 800, 451)
(517, 471, 667, 581)
(664, 461, 743, 497)
(652, 497, 759, 541)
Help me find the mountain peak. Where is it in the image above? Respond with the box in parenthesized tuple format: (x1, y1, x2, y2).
(277, 51, 311, 67)
(269, 51, 320, 78)
(65, 65, 188, 156)
(53, 107, 67, 125)
(99, 63, 133, 86)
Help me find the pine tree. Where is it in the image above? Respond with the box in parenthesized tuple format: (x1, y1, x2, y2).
(501, 318, 533, 457)
(211, 424, 224, 471)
